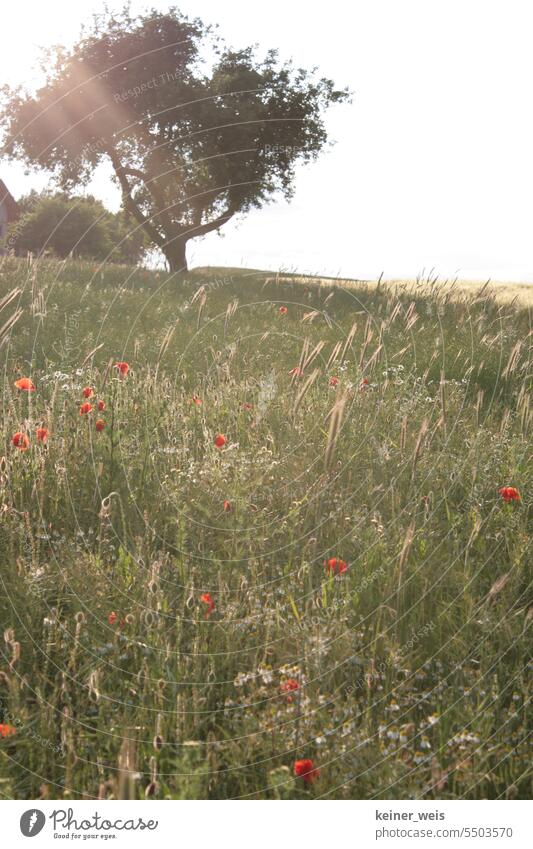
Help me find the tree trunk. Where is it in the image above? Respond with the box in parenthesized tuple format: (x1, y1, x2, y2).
(162, 238, 188, 272)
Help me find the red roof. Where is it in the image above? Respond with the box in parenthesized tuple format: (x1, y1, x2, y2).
(0, 179, 19, 221)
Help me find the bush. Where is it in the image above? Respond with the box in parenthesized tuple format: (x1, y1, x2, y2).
(6, 193, 146, 264)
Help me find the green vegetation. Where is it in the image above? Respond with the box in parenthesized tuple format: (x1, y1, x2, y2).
(0, 256, 531, 799)
(4, 192, 146, 264)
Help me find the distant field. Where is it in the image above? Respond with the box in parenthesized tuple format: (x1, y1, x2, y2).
(0, 256, 531, 800)
(194, 265, 533, 306)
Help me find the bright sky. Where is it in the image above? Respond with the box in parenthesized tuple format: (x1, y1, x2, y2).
(2, 0, 533, 281)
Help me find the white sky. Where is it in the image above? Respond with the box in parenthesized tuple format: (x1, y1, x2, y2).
(2, 0, 533, 281)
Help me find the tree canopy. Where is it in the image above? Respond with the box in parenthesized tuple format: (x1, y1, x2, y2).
(0, 6, 348, 272)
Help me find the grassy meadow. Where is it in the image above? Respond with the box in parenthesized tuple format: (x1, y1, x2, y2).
(0, 255, 531, 799)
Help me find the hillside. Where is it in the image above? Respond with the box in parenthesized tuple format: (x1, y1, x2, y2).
(194, 266, 533, 306)
(0, 255, 530, 800)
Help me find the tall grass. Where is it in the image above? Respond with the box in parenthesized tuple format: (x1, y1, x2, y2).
(0, 256, 531, 799)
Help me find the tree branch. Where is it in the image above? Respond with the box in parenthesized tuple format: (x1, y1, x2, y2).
(106, 149, 166, 248)
(122, 165, 175, 233)
(121, 166, 146, 181)
(189, 205, 238, 239)
(108, 148, 237, 251)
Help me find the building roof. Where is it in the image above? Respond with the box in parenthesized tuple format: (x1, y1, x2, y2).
(0, 179, 19, 221)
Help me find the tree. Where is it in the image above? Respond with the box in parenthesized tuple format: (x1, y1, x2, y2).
(7, 192, 146, 264)
(0, 6, 348, 273)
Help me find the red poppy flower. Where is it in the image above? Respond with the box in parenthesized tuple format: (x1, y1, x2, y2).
(293, 759, 320, 784)
(223, 500, 232, 512)
(280, 678, 300, 702)
(191, 396, 202, 405)
(12, 432, 29, 451)
(108, 611, 117, 625)
(289, 367, 303, 377)
(214, 434, 227, 448)
(360, 377, 370, 390)
(97, 400, 106, 411)
(499, 486, 520, 503)
(114, 362, 130, 377)
(0, 724, 16, 738)
(95, 419, 105, 432)
(325, 557, 348, 575)
(329, 376, 339, 386)
(36, 427, 49, 443)
(14, 377, 36, 392)
(200, 592, 215, 618)
(82, 387, 94, 398)
(279, 305, 288, 315)
(80, 402, 92, 415)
